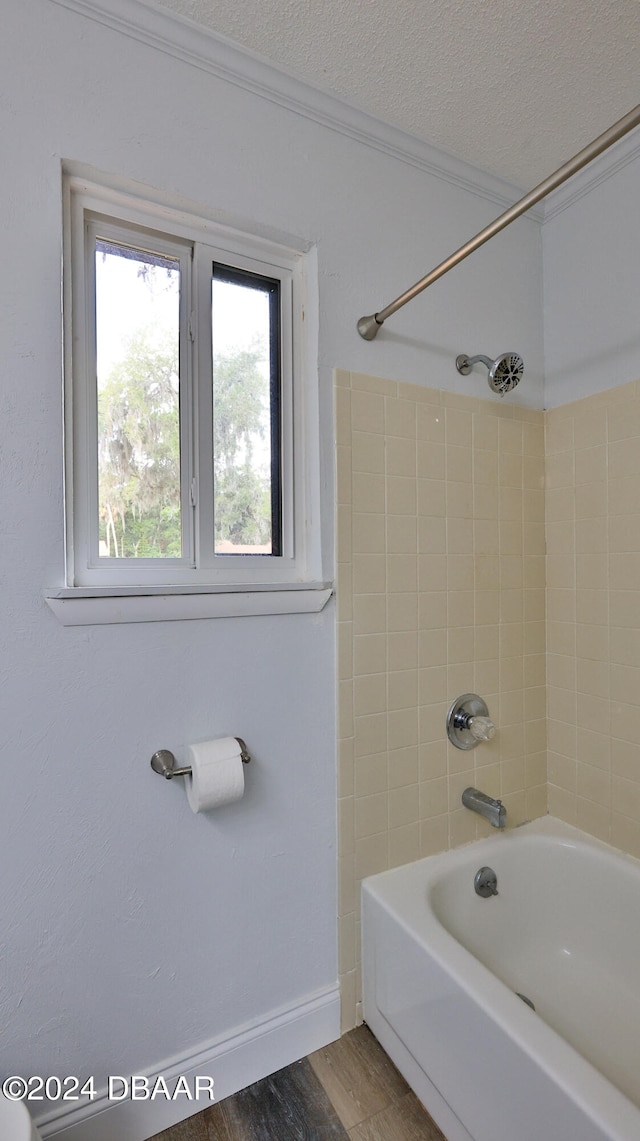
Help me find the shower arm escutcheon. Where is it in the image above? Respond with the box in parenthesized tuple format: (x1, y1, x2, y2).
(357, 103, 640, 340)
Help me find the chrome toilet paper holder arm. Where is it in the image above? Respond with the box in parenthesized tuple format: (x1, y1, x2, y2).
(150, 739, 251, 779)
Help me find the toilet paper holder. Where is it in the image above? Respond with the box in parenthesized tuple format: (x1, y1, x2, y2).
(150, 739, 251, 779)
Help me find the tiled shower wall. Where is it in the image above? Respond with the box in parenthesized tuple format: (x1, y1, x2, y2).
(546, 380, 640, 857)
(336, 369, 547, 1030)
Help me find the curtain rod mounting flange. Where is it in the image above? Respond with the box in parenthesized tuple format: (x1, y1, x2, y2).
(357, 313, 383, 340)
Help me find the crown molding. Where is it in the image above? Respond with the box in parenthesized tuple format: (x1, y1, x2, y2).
(48, 0, 543, 221)
(542, 126, 640, 221)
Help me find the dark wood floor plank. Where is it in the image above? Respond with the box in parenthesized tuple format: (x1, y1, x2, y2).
(147, 1105, 220, 1141)
(308, 1025, 411, 1130)
(204, 1058, 349, 1141)
(348, 1091, 446, 1141)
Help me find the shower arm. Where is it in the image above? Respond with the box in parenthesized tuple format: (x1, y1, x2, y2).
(357, 103, 640, 340)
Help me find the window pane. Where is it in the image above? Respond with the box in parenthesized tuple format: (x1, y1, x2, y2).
(95, 239, 182, 559)
(212, 265, 281, 556)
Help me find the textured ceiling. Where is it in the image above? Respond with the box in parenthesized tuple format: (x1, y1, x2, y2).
(154, 0, 640, 188)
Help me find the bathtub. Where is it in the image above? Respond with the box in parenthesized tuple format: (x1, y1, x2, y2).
(361, 816, 640, 1141)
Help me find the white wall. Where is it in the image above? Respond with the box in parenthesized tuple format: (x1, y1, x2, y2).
(543, 140, 640, 408)
(0, 0, 543, 1133)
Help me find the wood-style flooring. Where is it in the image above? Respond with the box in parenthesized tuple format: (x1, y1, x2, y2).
(148, 1026, 447, 1141)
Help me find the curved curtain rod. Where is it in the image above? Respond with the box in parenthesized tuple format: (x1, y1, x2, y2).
(357, 104, 640, 340)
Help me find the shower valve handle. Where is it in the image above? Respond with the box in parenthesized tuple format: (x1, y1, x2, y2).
(468, 715, 496, 742)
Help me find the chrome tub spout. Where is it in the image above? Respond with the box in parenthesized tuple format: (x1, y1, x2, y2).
(462, 787, 506, 829)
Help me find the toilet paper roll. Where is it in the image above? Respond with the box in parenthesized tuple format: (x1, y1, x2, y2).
(184, 737, 245, 814)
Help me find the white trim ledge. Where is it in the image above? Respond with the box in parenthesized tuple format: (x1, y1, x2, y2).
(45, 584, 333, 625)
(36, 983, 340, 1139)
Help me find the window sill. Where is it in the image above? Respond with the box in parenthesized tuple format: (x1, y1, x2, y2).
(45, 583, 333, 625)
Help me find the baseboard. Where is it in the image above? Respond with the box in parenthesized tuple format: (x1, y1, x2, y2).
(36, 984, 340, 1140)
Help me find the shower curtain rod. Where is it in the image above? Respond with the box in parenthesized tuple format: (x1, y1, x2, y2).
(357, 103, 640, 340)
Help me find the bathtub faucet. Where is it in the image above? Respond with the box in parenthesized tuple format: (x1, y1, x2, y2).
(462, 787, 506, 829)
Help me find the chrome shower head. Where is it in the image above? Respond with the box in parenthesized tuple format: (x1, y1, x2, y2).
(455, 352, 524, 397)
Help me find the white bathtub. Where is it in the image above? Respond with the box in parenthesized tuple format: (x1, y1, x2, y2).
(362, 816, 640, 1141)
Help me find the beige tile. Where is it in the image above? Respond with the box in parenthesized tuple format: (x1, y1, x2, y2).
(386, 475, 417, 516)
(352, 512, 385, 554)
(418, 628, 447, 667)
(386, 593, 418, 633)
(354, 673, 387, 717)
(545, 451, 574, 489)
(355, 792, 388, 838)
(548, 750, 577, 791)
(447, 480, 474, 518)
(577, 727, 610, 771)
(352, 431, 385, 474)
(612, 774, 640, 820)
(388, 824, 421, 868)
(386, 515, 417, 555)
(338, 622, 353, 680)
(608, 476, 640, 517)
(419, 740, 447, 781)
(447, 555, 474, 590)
(447, 444, 472, 484)
(388, 630, 418, 671)
(575, 445, 606, 485)
(611, 552, 640, 591)
(417, 403, 446, 442)
(576, 658, 609, 699)
(351, 389, 385, 434)
(339, 680, 354, 739)
(575, 481, 606, 519)
(573, 408, 606, 449)
(576, 798, 610, 843)
(526, 784, 548, 821)
(607, 401, 640, 442)
(354, 712, 387, 756)
(353, 593, 386, 635)
(547, 783, 577, 824)
(355, 833, 389, 880)
(577, 762, 611, 806)
(387, 555, 417, 593)
(353, 471, 385, 514)
(388, 669, 418, 711)
(351, 371, 398, 397)
(418, 478, 446, 517)
(420, 815, 449, 856)
(388, 746, 419, 788)
(546, 416, 574, 454)
(419, 702, 447, 744)
(446, 408, 473, 448)
(338, 796, 355, 855)
(418, 516, 447, 555)
(388, 708, 418, 750)
(609, 437, 640, 479)
(338, 856, 356, 917)
(355, 753, 388, 797)
(419, 776, 448, 820)
(418, 553, 447, 591)
(353, 554, 386, 594)
(418, 440, 446, 481)
(354, 632, 387, 676)
(388, 785, 420, 829)
(385, 397, 417, 440)
(611, 813, 640, 861)
(548, 719, 577, 759)
(386, 435, 416, 478)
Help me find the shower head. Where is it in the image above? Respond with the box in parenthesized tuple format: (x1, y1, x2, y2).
(455, 352, 524, 397)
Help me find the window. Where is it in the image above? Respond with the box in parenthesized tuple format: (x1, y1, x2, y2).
(61, 173, 324, 609)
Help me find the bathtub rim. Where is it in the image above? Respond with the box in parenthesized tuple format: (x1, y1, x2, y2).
(362, 814, 640, 1141)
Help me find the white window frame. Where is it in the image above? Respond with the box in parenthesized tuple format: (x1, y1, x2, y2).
(53, 171, 328, 621)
